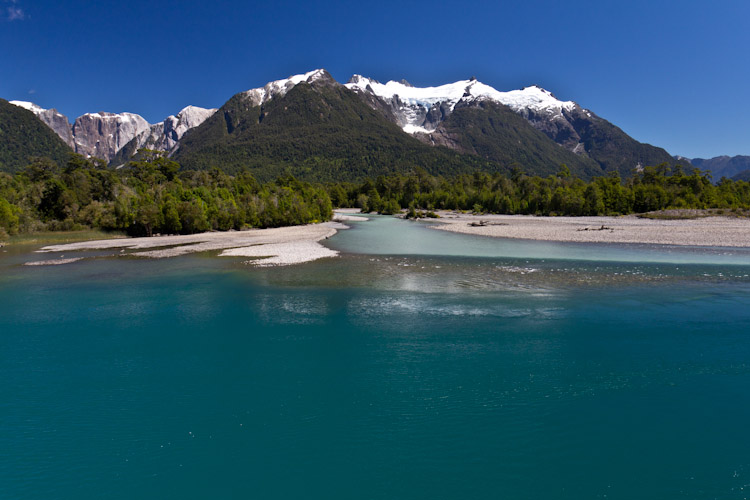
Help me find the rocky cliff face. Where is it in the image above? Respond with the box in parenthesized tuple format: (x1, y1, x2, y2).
(72, 112, 151, 161)
(110, 105, 216, 166)
(10, 101, 214, 164)
(132, 106, 217, 152)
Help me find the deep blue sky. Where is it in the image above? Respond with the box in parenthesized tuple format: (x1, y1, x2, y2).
(2, 0, 748, 158)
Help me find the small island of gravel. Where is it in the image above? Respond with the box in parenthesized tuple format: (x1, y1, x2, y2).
(430, 211, 750, 247)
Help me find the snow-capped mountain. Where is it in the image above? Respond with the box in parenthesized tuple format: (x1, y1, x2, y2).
(346, 75, 576, 132)
(344, 73, 680, 174)
(345, 75, 586, 152)
(241, 69, 331, 107)
(9, 69, 682, 177)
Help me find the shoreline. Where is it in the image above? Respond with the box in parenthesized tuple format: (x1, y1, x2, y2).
(430, 212, 750, 248)
(19, 209, 750, 268)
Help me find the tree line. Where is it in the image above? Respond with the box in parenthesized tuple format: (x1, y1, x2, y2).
(326, 164, 750, 216)
(4, 155, 750, 241)
(0, 151, 332, 239)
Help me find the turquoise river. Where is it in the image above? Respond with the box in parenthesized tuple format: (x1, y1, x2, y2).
(1, 216, 750, 499)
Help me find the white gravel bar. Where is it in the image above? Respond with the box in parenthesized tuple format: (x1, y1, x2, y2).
(33, 222, 345, 266)
(431, 213, 750, 247)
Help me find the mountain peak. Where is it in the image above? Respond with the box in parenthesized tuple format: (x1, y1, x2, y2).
(347, 74, 380, 86)
(176, 105, 217, 122)
(242, 69, 334, 107)
(345, 74, 579, 135)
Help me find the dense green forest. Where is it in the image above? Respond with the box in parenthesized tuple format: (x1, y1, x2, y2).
(3, 149, 750, 242)
(432, 100, 603, 178)
(0, 99, 72, 173)
(0, 152, 332, 239)
(173, 82, 502, 181)
(171, 80, 680, 182)
(326, 164, 750, 216)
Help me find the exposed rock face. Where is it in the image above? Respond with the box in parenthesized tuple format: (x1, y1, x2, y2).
(109, 105, 217, 166)
(72, 112, 151, 161)
(12, 72, 331, 164)
(163, 106, 217, 149)
(132, 106, 217, 153)
(518, 105, 588, 152)
(10, 101, 214, 164)
(9, 101, 75, 148)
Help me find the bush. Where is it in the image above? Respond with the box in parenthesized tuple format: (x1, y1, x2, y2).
(0, 197, 20, 235)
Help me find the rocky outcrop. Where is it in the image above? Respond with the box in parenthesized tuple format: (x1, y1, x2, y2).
(134, 105, 217, 153)
(72, 112, 151, 161)
(11, 101, 215, 164)
(110, 105, 216, 166)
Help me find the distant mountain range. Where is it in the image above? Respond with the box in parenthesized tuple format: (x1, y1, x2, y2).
(681, 156, 750, 181)
(1, 69, 710, 180)
(9, 100, 216, 165)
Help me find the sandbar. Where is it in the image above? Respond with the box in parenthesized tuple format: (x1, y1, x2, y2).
(431, 213, 750, 247)
(31, 222, 346, 266)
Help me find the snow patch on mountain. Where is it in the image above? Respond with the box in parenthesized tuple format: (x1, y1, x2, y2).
(403, 124, 434, 134)
(242, 69, 329, 106)
(10, 100, 45, 114)
(346, 75, 578, 134)
(10, 100, 76, 148)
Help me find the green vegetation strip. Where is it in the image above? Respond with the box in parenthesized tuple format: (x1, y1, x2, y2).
(3, 150, 749, 241)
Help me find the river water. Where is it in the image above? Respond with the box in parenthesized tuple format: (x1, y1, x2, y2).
(1, 216, 749, 499)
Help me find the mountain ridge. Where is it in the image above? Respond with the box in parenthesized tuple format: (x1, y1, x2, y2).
(173, 71, 497, 182)
(9, 100, 216, 165)
(7, 69, 699, 179)
(345, 73, 685, 177)
(687, 155, 750, 181)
